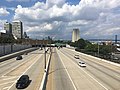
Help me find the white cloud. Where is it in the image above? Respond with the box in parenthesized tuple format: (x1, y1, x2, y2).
(46, 0, 65, 8)
(0, 8, 10, 16)
(13, 0, 120, 39)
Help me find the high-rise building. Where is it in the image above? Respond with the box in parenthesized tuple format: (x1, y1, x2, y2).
(115, 35, 117, 44)
(72, 29, 80, 42)
(4, 22, 12, 34)
(12, 20, 23, 39)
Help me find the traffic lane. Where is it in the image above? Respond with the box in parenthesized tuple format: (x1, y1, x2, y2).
(9, 51, 50, 90)
(84, 61, 120, 90)
(62, 48, 120, 80)
(0, 50, 44, 90)
(64, 48, 120, 72)
(0, 49, 43, 76)
(46, 48, 75, 90)
(61, 48, 120, 90)
(57, 49, 106, 90)
(24, 52, 50, 90)
(62, 48, 120, 82)
(65, 52, 120, 90)
(0, 48, 40, 68)
(0, 53, 42, 90)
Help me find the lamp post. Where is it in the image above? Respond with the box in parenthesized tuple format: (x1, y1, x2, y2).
(44, 39, 47, 72)
(44, 47, 46, 71)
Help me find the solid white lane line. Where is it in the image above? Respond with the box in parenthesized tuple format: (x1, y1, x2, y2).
(7, 54, 42, 90)
(63, 51, 108, 90)
(57, 50, 77, 90)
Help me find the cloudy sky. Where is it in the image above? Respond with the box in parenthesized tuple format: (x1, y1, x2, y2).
(0, 0, 120, 40)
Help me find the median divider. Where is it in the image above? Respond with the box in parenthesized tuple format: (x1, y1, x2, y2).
(39, 51, 52, 90)
(0, 47, 38, 62)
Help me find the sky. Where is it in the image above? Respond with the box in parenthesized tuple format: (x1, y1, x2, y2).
(0, 0, 120, 40)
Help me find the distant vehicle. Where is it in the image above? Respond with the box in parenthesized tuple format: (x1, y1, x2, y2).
(74, 55, 79, 59)
(16, 75, 29, 89)
(78, 61, 86, 67)
(113, 57, 119, 60)
(16, 55, 22, 60)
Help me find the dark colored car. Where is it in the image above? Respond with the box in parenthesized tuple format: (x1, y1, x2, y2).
(16, 55, 22, 60)
(16, 75, 29, 89)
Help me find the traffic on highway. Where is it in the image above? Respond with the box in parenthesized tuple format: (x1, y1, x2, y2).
(0, 47, 119, 90)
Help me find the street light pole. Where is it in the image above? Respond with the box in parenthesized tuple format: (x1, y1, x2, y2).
(44, 41, 46, 72)
(44, 48, 46, 71)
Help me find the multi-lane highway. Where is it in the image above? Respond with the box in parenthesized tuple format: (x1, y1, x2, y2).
(46, 48, 120, 90)
(0, 47, 120, 90)
(0, 49, 50, 90)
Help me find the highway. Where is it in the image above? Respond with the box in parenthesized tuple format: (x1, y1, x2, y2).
(0, 49, 50, 90)
(46, 48, 120, 90)
(0, 47, 120, 90)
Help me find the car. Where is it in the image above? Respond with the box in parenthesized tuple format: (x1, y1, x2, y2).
(113, 57, 119, 60)
(16, 75, 29, 89)
(16, 55, 22, 60)
(74, 55, 79, 59)
(78, 61, 86, 67)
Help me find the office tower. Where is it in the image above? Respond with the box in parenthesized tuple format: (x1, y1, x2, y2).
(115, 35, 117, 44)
(72, 29, 80, 42)
(12, 20, 23, 39)
(4, 22, 12, 34)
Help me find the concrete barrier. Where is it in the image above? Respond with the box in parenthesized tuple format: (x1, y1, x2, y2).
(0, 47, 38, 62)
(39, 51, 52, 90)
(68, 48, 120, 67)
(79, 52, 120, 67)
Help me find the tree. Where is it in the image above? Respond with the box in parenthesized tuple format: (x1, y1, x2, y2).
(99, 45, 111, 55)
(85, 44, 98, 52)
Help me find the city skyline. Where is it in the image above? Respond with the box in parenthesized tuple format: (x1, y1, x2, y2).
(0, 0, 120, 40)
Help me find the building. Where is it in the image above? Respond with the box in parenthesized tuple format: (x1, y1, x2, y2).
(4, 22, 12, 34)
(23, 32, 29, 39)
(12, 20, 23, 39)
(72, 29, 80, 42)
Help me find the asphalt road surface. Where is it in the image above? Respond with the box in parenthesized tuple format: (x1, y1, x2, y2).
(0, 47, 120, 90)
(0, 49, 50, 90)
(46, 47, 120, 90)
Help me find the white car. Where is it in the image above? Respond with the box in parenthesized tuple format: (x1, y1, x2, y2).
(78, 62, 86, 67)
(74, 55, 79, 59)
